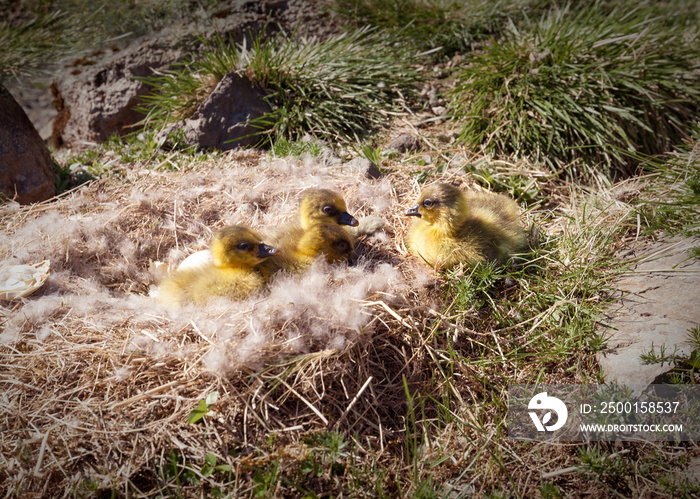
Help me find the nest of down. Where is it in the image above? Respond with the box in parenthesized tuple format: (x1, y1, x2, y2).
(2, 149, 498, 491)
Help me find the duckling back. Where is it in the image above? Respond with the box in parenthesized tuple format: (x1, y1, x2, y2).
(463, 190, 524, 261)
(405, 183, 524, 268)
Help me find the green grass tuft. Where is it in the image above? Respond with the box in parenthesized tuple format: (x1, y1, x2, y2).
(242, 26, 422, 144)
(449, 3, 700, 178)
(0, 0, 211, 82)
(633, 133, 700, 237)
(332, 0, 551, 58)
(0, 11, 80, 81)
(270, 137, 322, 158)
(138, 27, 422, 147)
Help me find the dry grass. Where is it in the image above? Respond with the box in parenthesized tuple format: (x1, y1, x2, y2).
(0, 148, 442, 495)
(2, 140, 695, 497)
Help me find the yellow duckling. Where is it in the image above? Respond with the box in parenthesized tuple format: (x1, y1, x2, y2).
(258, 224, 354, 277)
(269, 187, 384, 246)
(405, 183, 525, 268)
(259, 189, 360, 278)
(300, 188, 385, 241)
(175, 189, 379, 274)
(267, 188, 358, 245)
(159, 225, 279, 306)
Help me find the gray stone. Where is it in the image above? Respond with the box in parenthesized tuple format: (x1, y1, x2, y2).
(51, 37, 184, 149)
(598, 237, 700, 386)
(451, 153, 468, 168)
(428, 86, 439, 107)
(686, 457, 700, 485)
(344, 157, 382, 179)
(165, 71, 271, 150)
(301, 135, 342, 165)
(0, 84, 56, 204)
(385, 133, 421, 153)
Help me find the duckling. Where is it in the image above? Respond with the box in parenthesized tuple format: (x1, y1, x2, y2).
(267, 188, 358, 245)
(272, 187, 386, 246)
(298, 188, 385, 240)
(159, 225, 279, 306)
(258, 189, 360, 278)
(258, 224, 354, 277)
(177, 189, 370, 273)
(405, 183, 525, 268)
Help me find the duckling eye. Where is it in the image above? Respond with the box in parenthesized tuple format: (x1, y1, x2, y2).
(423, 199, 435, 208)
(336, 241, 349, 251)
(237, 242, 251, 251)
(322, 205, 337, 216)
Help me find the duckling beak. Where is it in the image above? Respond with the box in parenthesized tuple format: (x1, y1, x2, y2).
(258, 244, 280, 258)
(339, 211, 359, 227)
(405, 204, 421, 217)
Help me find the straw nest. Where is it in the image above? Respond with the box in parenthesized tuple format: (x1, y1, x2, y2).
(3, 147, 530, 495)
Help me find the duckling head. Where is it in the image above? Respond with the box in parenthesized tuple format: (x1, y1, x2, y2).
(211, 225, 280, 269)
(405, 183, 468, 232)
(299, 189, 359, 229)
(297, 224, 354, 264)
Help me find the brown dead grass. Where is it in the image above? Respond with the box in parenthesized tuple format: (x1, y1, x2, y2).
(1, 140, 693, 497)
(0, 147, 455, 495)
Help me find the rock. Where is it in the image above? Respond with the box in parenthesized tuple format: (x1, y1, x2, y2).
(301, 135, 342, 165)
(598, 237, 700, 386)
(428, 86, 439, 107)
(686, 457, 700, 485)
(0, 84, 56, 204)
(163, 71, 271, 150)
(344, 157, 382, 179)
(385, 133, 421, 153)
(51, 37, 184, 149)
(451, 153, 468, 168)
(417, 154, 432, 165)
(448, 53, 466, 68)
(5, 84, 57, 141)
(46, 0, 338, 151)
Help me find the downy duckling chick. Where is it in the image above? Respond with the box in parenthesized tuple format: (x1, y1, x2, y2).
(258, 224, 354, 278)
(261, 189, 354, 278)
(298, 188, 385, 240)
(268, 188, 358, 244)
(270, 188, 385, 246)
(405, 183, 525, 268)
(159, 225, 279, 306)
(177, 189, 380, 273)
